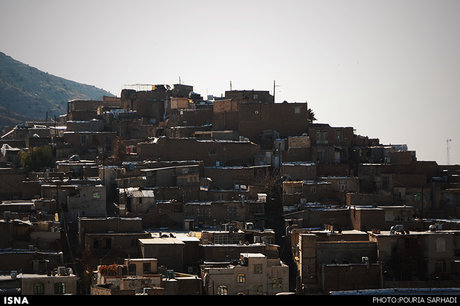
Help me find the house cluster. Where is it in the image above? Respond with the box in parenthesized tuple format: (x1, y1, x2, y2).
(0, 83, 459, 295)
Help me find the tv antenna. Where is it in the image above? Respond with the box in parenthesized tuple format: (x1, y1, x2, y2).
(273, 80, 280, 103)
(447, 138, 452, 165)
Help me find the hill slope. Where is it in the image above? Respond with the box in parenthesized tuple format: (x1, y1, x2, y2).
(0, 51, 114, 127)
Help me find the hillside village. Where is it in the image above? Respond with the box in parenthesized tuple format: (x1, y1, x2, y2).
(0, 83, 459, 295)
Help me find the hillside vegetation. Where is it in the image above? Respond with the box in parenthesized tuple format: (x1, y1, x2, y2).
(0, 51, 114, 127)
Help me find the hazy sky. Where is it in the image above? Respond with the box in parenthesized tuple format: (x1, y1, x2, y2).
(1, 0, 459, 165)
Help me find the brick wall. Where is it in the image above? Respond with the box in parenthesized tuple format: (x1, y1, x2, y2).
(281, 162, 316, 181)
(203, 165, 270, 190)
(238, 103, 309, 141)
(321, 263, 382, 292)
(137, 137, 260, 167)
(350, 207, 386, 231)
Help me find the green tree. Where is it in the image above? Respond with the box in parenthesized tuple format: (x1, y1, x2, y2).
(19, 145, 54, 172)
(307, 108, 316, 123)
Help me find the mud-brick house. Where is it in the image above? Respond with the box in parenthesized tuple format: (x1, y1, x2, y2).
(282, 180, 333, 206)
(199, 225, 276, 246)
(92, 258, 162, 295)
(368, 229, 457, 284)
(214, 90, 308, 140)
(63, 131, 117, 159)
(41, 182, 107, 225)
(295, 232, 382, 294)
(139, 236, 185, 272)
(66, 184, 107, 222)
(307, 124, 354, 165)
(281, 162, 316, 181)
(56, 159, 98, 178)
(67, 99, 101, 121)
(120, 87, 169, 124)
(142, 163, 201, 201)
(78, 217, 150, 265)
(282, 136, 312, 163)
(349, 206, 386, 232)
(66, 98, 120, 122)
(200, 252, 289, 295)
(0, 271, 78, 296)
(283, 205, 352, 230)
(0, 168, 27, 200)
(118, 187, 155, 214)
(236, 102, 310, 142)
(184, 200, 265, 229)
(349, 205, 417, 232)
(320, 176, 360, 204)
(346, 192, 394, 206)
(203, 165, 271, 190)
(91, 256, 202, 295)
(0, 248, 64, 274)
(8, 270, 79, 295)
(357, 161, 440, 213)
(117, 187, 186, 229)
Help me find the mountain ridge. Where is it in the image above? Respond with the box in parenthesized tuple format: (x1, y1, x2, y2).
(0, 51, 114, 127)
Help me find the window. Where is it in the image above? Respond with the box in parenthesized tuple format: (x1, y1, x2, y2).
(228, 206, 237, 219)
(143, 263, 151, 274)
(335, 151, 341, 164)
(253, 264, 263, 274)
(336, 130, 344, 142)
(272, 278, 283, 289)
(105, 238, 112, 249)
(128, 264, 136, 275)
(382, 176, 390, 190)
(435, 260, 447, 273)
(317, 149, 325, 162)
(217, 285, 228, 295)
(294, 106, 301, 114)
(237, 274, 246, 283)
(436, 238, 446, 252)
(54, 282, 66, 295)
(106, 136, 112, 151)
(33, 282, 45, 295)
(253, 285, 263, 295)
(316, 131, 328, 145)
